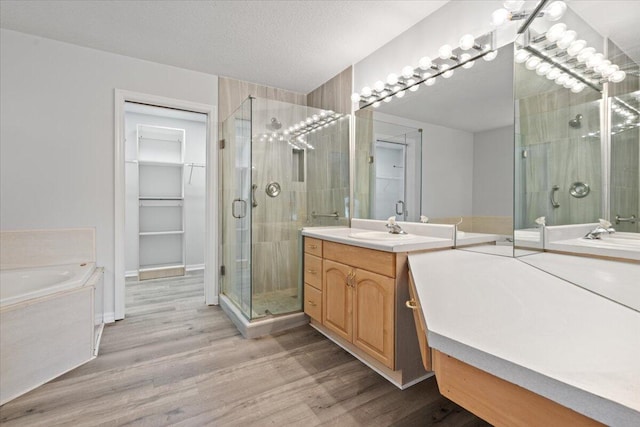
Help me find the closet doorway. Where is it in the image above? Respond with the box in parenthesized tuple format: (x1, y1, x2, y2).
(115, 91, 217, 320)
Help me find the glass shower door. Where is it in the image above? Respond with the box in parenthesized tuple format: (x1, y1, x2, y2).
(220, 98, 253, 318)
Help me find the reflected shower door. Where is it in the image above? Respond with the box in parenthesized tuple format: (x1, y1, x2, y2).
(220, 98, 253, 318)
(373, 140, 407, 220)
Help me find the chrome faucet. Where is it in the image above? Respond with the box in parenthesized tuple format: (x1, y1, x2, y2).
(386, 216, 407, 234)
(584, 219, 616, 240)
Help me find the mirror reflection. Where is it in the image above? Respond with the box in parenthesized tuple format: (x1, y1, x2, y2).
(354, 44, 514, 255)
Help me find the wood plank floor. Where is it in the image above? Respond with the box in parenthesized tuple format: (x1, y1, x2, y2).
(0, 273, 490, 426)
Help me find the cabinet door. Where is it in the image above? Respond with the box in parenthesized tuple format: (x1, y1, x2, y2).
(323, 259, 352, 342)
(353, 269, 395, 369)
(408, 270, 431, 371)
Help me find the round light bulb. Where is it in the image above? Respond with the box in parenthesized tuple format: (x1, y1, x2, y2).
(555, 73, 569, 85)
(546, 68, 561, 80)
(571, 83, 585, 93)
(566, 39, 587, 56)
(459, 34, 475, 51)
(383, 97, 392, 103)
(503, 0, 525, 12)
(545, 23, 567, 42)
(602, 64, 619, 78)
(409, 84, 419, 92)
(557, 30, 577, 49)
(401, 65, 414, 79)
(373, 81, 385, 92)
(491, 8, 510, 27)
(514, 49, 530, 63)
(372, 101, 381, 108)
(440, 64, 454, 78)
(544, 1, 567, 21)
(577, 47, 595, 63)
(438, 44, 453, 59)
(609, 70, 626, 83)
(396, 90, 406, 98)
(418, 56, 433, 70)
(483, 50, 498, 61)
(386, 73, 399, 86)
(350, 93, 361, 103)
(361, 86, 372, 97)
(425, 77, 436, 86)
(525, 56, 541, 70)
(594, 59, 611, 74)
(563, 77, 577, 88)
(536, 62, 552, 76)
(460, 53, 474, 69)
(586, 53, 604, 69)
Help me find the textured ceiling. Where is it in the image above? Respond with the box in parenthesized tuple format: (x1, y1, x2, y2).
(0, 0, 448, 93)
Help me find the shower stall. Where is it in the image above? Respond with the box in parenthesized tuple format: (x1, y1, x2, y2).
(219, 96, 349, 335)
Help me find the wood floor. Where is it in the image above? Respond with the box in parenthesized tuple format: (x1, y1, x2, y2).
(0, 273, 490, 426)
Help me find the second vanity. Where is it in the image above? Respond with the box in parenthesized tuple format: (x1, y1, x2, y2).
(301, 219, 455, 388)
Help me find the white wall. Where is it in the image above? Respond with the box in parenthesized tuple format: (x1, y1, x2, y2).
(0, 29, 218, 321)
(124, 110, 207, 274)
(373, 112, 474, 218)
(472, 126, 514, 217)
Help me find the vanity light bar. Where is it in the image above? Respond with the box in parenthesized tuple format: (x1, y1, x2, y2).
(352, 31, 497, 109)
(492, 0, 566, 29)
(255, 111, 347, 150)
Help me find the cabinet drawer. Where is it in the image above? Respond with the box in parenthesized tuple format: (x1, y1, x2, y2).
(304, 283, 322, 322)
(323, 241, 396, 278)
(304, 237, 322, 256)
(304, 254, 322, 290)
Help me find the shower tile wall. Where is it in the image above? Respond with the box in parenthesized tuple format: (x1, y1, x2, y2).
(353, 110, 374, 219)
(517, 64, 602, 228)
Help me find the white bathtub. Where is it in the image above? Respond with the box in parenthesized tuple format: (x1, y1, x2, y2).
(0, 263, 103, 405)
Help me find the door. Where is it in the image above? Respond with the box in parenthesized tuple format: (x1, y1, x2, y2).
(323, 259, 352, 342)
(220, 98, 253, 318)
(353, 268, 395, 369)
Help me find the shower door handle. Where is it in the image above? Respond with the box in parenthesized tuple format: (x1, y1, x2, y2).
(550, 185, 560, 208)
(251, 184, 258, 207)
(232, 198, 247, 218)
(396, 200, 405, 216)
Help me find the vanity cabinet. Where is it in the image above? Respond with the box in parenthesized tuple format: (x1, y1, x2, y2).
(303, 236, 427, 387)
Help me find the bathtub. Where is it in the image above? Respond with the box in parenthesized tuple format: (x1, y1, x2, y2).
(0, 263, 103, 405)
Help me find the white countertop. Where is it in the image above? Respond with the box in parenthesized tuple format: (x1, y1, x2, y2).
(545, 224, 640, 261)
(408, 249, 640, 426)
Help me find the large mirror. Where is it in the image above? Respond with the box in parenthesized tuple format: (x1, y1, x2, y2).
(354, 44, 515, 255)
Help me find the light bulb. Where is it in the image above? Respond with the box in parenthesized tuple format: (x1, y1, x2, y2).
(571, 83, 585, 93)
(586, 53, 604, 69)
(577, 47, 595, 63)
(418, 56, 433, 70)
(401, 66, 415, 79)
(544, 1, 567, 21)
(459, 34, 475, 51)
(425, 77, 436, 86)
(350, 93, 361, 103)
(373, 81, 385, 92)
(406, 78, 416, 86)
(361, 86, 372, 97)
(557, 30, 577, 49)
(379, 90, 388, 98)
(383, 97, 392, 103)
(546, 68, 561, 80)
(602, 64, 619, 78)
(460, 53, 474, 69)
(491, 8, 510, 27)
(503, 0, 525, 12)
(555, 73, 569, 85)
(609, 70, 626, 83)
(594, 60, 611, 74)
(563, 77, 577, 88)
(441, 64, 454, 78)
(396, 90, 406, 98)
(483, 50, 498, 61)
(514, 49, 530, 63)
(525, 56, 541, 70)
(386, 73, 399, 86)
(372, 101, 381, 108)
(409, 84, 419, 92)
(536, 62, 552, 76)
(545, 23, 567, 42)
(439, 44, 453, 59)
(566, 39, 587, 56)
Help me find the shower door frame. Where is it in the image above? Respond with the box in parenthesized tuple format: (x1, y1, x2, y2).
(114, 89, 218, 321)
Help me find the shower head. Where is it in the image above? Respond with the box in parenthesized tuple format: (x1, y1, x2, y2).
(267, 117, 282, 130)
(569, 114, 583, 128)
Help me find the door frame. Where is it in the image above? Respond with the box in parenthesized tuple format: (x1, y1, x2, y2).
(114, 89, 218, 320)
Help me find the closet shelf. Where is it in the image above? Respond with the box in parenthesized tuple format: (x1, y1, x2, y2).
(139, 196, 184, 200)
(139, 263, 185, 272)
(139, 230, 185, 236)
(138, 160, 184, 167)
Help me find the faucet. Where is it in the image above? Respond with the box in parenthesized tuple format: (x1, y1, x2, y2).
(584, 219, 616, 240)
(386, 216, 407, 234)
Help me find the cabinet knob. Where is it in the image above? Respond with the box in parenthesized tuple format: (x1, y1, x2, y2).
(307, 269, 317, 274)
(405, 299, 418, 310)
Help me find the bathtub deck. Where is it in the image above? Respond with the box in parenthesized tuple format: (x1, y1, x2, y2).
(0, 272, 487, 426)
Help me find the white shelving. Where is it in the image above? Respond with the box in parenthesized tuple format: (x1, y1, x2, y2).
(137, 124, 186, 280)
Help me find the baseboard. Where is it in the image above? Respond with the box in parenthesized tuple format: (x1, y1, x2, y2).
(186, 264, 205, 272)
(103, 311, 116, 323)
(125, 270, 138, 278)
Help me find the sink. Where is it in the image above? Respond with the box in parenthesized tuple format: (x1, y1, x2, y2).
(580, 234, 640, 250)
(349, 231, 417, 241)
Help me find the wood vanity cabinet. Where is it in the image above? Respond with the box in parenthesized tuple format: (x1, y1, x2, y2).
(303, 237, 427, 386)
(303, 238, 323, 323)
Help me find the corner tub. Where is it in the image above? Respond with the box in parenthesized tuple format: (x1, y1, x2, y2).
(0, 263, 103, 405)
